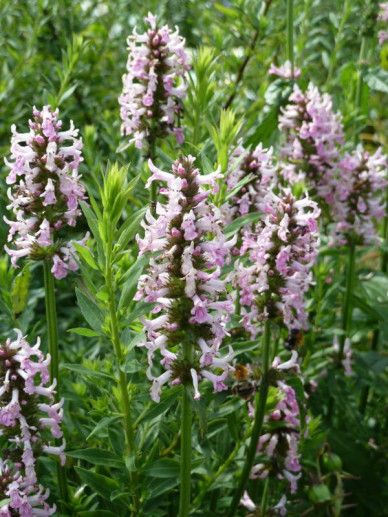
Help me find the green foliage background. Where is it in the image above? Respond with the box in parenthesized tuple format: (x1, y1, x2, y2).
(0, 0, 387, 516)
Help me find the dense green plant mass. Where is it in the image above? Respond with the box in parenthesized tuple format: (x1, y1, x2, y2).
(0, 0, 387, 516)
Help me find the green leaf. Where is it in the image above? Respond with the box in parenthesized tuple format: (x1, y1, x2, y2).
(138, 386, 182, 423)
(119, 254, 150, 309)
(146, 478, 179, 499)
(87, 416, 121, 441)
(68, 327, 100, 337)
(246, 105, 280, 147)
(75, 467, 120, 500)
(0, 498, 10, 509)
(121, 329, 145, 352)
(116, 206, 147, 250)
(73, 242, 98, 270)
(214, 2, 240, 18)
(62, 363, 113, 380)
(80, 201, 101, 243)
(58, 82, 78, 104)
(122, 355, 143, 374)
(224, 211, 261, 237)
(67, 448, 123, 468)
(233, 340, 258, 356)
(224, 173, 256, 202)
(308, 484, 332, 504)
(364, 68, 388, 94)
(126, 302, 152, 325)
(11, 265, 30, 315)
(75, 288, 104, 332)
(144, 458, 180, 478)
(78, 512, 116, 517)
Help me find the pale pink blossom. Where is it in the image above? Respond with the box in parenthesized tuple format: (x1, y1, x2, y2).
(119, 12, 190, 150)
(0, 330, 64, 515)
(136, 156, 234, 401)
(4, 106, 87, 278)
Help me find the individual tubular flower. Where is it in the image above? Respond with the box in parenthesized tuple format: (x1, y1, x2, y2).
(279, 83, 343, 203)
(330, 146, 387, 246)
(119, 12, 191, 150)
(269, 60, 301, 80)
(4, 106, 87, 279)
(0, 330, 65, 516)
(223, 141, 277, 227)
(251, 352, 302, 495)
(135, 155, 235, 402)
(235, 189, 320, 337)
(240, 491, 287, 515)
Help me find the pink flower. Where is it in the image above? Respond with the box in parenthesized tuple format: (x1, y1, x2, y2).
(223, 141, 277, 227)
(279, 83, 343, 205)
(235, 189, 320, 334)
(0, 330, 64, 516)
(269, 60, 301, 79)
(4, 106, 87, 277)
(136, 156, 234, 402)
(251, 365, 303, 496)
(119, 12, 190, 150)
(330, 146, 388, 246)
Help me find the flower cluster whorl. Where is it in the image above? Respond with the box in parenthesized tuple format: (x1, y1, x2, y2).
(223, 142, 276, 226)
(279, 83, 343, 202)
(236, 190, 320, 336)
(0, 330, 65, 516)
(135, 156, 235, 402)
(330, 146, 387, 246)
(4, 105, 87, 279)
(251, 352, 302, 495)
(119, 12, 190, 150)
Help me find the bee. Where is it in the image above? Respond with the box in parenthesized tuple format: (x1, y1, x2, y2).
(284, 329, 304, 351)
(232, 364, 258, 400)
(234, 364, 250, 381)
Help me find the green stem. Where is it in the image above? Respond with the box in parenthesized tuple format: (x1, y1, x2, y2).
(148, 136, 157, 215)
(381, 189, 388, 274)
(228, 321, 271, 517)
(105, 246, 137, 512)
(179, 345, 193, 517)
(359, 328, 379, 413)
(43, 261, 59, 382)
(339, 244, 356, 360)
(43, 260, 68, 506)
(286, 0, 294, 77)
(355, 37, 367, 115)
(260, 478, 270, 516)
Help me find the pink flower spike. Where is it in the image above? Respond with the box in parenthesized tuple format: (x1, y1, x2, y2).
(136, 155, 234, 402)
(4, 106, 87, 276)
